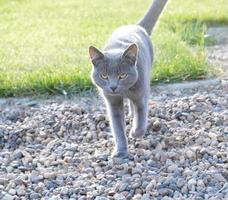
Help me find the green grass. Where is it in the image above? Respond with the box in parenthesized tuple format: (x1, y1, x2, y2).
(0, 0, 227, 97)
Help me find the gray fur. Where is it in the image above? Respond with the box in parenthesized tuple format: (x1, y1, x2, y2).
(89, 0, 168, 158)
(138, 0, 168, 35)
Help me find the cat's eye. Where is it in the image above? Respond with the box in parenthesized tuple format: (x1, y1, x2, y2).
(100, 73, 108, 80)
(119, 73, 127, 79)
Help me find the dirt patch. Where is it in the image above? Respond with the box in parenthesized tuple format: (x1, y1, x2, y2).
(206, 26, 228, 78)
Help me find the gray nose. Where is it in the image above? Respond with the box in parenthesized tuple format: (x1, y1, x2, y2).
(110, 86, 117, 92)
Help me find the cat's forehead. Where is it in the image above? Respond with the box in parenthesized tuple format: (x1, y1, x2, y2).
(103, 50, 123, 67)
(105, 49, 123, 60)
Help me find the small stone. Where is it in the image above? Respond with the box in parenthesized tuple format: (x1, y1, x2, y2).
(217, 135, 225, 142)
(181, 185, 188, 194)
(30, 175, 44, 183)
(185, 150, 195, 159)
(197, 179, 206, 192)
(158, 188, 173, 196)
(135, 188, 142, 194)
(97, 185, 105, 193)
(208, 132, 217, 140)
(183, 168, 192, 177)
(113, 193, 126, 200)
(2, 193, 14, 200)
(26, 100, 38, 107)
(141, 194, 151, 200)
(29, 192, 40, 199)
(132, 166, 142, 175)
(174, 112, 182, 120)
(132, 181, 141, 189)
(168, 120, 179, 128)
(167, 164, 178, 173)
(167, 151, 179, 159)
(224, 127, 228, 134)
(188, 178, 197, 191)
(145, 180, 156, 192)
(49, 195, 62, 200)
(17, 186, 26, 196)
(22, 150, 33, 163)
(117, 183, 128, 192)
(132, 194, 142, 200)
(61, 187, 69, 195)
(121, 174, 132, 183)
(39, 131, 47, 138)
(107, 189, 115, 196)
(138, 140, 150, 149)
(214, 117, 223, 126)
(147, 160, 161, 168)
(43, 172, 57, 179)
(154, 150, 167, 162)
(35, 182, 45, 192)
(8, 189, 16, 195)
(176, 178, 185, 188)
(13, 149, 23, 159)
(174, 191, 183, 198)
(95, 197, 110, 200)
(14, 177, 27, 186)
(205, 121, 212, 129)
(214, 173, 226, 183)
(0, 178, 9, 185)
(152, 120, 162, 131)
(136, 149, 146, 157)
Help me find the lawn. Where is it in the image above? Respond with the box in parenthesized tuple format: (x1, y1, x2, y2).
(0, 0, 227, 97)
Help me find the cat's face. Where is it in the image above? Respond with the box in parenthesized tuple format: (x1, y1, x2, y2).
(89, 44, 138, 95)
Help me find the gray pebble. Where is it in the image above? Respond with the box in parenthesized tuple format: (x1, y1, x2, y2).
(158, 188, 173, 196)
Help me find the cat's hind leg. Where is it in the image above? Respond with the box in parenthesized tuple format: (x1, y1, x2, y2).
(130, 96, 148, 138)
(128, 99, 134, 117)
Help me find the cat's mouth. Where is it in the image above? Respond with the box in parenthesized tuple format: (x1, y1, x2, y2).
(102, 86, 127, 96)
(104, 89, 122, 96)
(109, 91, 120, 95)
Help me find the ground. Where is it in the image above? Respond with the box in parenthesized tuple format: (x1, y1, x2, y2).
(206, 26, 228, 77)
(0, 78, 227, 200)
(0, 27, 228, 198)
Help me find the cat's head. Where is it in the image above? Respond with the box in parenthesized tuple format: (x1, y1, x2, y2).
(89, 44, 139, 95)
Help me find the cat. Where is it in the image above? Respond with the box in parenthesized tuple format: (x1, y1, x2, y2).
(89, 0, 168, 158)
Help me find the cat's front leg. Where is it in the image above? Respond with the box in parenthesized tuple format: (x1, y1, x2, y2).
(104, 95, 128, 158)
(130, 96, 148, 138)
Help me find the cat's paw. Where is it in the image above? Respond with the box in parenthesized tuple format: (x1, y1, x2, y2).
(111, 150, 129, 158)
(130, 128, 146, 138)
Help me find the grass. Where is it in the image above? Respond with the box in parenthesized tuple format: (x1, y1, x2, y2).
(0, 0, 227, 97)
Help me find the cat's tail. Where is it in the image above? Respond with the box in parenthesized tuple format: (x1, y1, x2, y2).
(138, 0, 169, 35)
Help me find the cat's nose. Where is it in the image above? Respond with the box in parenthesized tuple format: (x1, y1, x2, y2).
(110, 86, 117, 92)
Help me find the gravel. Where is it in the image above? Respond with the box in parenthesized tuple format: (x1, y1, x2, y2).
(0, 78, 227, 200)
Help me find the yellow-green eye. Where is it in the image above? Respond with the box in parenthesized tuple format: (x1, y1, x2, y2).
(119, 73, 127, 79)
(100, 74, 108, 80)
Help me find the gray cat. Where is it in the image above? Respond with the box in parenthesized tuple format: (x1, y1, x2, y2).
(89, 0, 168, 158)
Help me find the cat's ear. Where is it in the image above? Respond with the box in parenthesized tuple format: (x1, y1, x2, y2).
(122, 43, 138, 65)
(89, 46, 104, 65)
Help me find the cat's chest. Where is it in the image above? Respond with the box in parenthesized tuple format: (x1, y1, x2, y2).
(123, 86, 144, 100)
